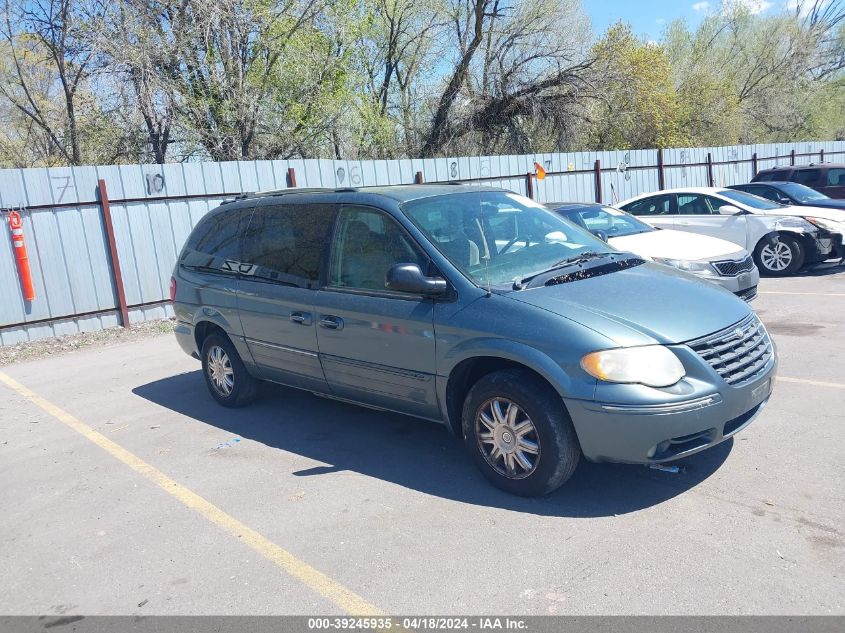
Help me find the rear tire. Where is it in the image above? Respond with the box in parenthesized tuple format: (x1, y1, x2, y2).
(201, 333, 258, 407)
(462, 368, 581, 496)
(754, 235, 804, 276)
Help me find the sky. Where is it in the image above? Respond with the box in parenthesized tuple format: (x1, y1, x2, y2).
(583, 0, 796, 40)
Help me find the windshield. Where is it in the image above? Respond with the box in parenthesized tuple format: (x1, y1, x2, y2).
(556, 205, 654, 237)
(403, 191, 613, 288)
(718, 189, 784, 210)
(776, 182, 830, 203)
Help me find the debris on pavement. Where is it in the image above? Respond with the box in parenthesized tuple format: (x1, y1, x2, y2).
(647, 463, 682, 473)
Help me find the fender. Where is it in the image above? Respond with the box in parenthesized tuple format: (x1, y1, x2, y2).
(435, 336, 597, 432)
(441, 336, 580, 394)
(759, 228, 813, 248)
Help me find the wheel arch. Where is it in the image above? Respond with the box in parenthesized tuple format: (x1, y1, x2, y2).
(440, 340, 582, 436)
(194, 320, 231, 352)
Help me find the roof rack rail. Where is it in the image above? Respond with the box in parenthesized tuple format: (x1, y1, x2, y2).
(252, 187, 333, 197)
(334, 187, 359, 192)
(219, 192, 254, 205)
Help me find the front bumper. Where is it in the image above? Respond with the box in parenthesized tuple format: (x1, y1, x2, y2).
(565, 338, 777, 464)
(806, 231, 839, 263)
(710, 267, 759, 301)
(690, 255, 759, 302)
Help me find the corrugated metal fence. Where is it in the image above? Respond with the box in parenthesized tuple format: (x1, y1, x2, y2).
(1, 140, 843, 345)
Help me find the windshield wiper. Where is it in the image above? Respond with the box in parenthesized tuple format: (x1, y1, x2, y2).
(512, 251, 622, 290)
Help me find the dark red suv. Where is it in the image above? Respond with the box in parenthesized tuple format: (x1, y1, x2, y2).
(752, 163, 845, 199)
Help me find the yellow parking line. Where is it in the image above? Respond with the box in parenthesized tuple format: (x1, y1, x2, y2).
(760, 291, 845, 297)
(0, 370, 383, 616)
(778, 376, 845, 390)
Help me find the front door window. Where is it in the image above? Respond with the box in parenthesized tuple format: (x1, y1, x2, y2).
(328, 206, 428, 292)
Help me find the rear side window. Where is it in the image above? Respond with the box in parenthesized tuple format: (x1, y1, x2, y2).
(826, 168, 845, 186)
(240, 203, 336, 288)
(792, 169, 821, 185)
(180, 207, 253, 273)
(622, 194, 674, 216)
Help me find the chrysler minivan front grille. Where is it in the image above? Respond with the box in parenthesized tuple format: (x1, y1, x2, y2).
(687, 314, 772, 385)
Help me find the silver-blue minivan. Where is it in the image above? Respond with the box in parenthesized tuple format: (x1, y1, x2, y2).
(172, 185, 777, 496)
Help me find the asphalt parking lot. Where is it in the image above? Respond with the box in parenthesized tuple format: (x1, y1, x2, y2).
(1, 266, 843, 616)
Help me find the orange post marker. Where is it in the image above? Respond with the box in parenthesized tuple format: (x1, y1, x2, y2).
(8, 210, 35, 301)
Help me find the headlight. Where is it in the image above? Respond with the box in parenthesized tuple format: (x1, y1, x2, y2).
(774, 217, 815, 232)
(652, 257, 717, 277)
(805, 217, 845, 234)
(581, 345, 686, 388)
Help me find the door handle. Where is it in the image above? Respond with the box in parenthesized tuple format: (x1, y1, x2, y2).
(290, 312, 312, 326)
(319, 315, 344, 330)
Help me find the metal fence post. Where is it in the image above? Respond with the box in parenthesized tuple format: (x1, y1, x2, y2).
(287, 167, 297, 188)
(525, 172, 534, 199)
(594, 159, 602, 203)
(97, 179, 130, 329)
(790, 149, 796, 165)
(820, 148, 825, 163)
(414, 171, 424, 184)
(752, 152, 758, 176)
(706, 153, 714, 187)
(657, 149, 665, 190)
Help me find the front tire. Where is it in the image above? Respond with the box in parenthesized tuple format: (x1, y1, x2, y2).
(754, 235, 804, 276)
(462, 369, 581, 496)
(201, 333, 258, 407)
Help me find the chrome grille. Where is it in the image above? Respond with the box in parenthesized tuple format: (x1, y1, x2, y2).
(687, 314, 772, 385)
(713, 255, 755, 277)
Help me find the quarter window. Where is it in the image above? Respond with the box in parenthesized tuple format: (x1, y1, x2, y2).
(180, 207, 253, 273)
(328, 206, 428, 291)
(240, 203, 336, 288)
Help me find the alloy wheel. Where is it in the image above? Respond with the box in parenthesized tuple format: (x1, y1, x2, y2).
(207, 345, 234, 396)
(759, 241, 793, 272)
(475, 397, 541, 479)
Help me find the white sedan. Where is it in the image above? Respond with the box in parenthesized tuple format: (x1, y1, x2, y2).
(617, 187, 841, 276)
(548, 202, 759, 301)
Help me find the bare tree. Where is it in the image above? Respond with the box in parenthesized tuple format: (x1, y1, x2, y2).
(420, 0, 593, 156)
(0, 0, 103, 165)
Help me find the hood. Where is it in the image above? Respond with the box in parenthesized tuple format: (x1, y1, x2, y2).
(506, 262, 750, 347)
(796, 199, 845, 211)
(755, 205, 845, 223)
(609, 229, 745, 261)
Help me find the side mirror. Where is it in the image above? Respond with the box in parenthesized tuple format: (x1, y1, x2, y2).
(718, 205, 743, 216)
(386, 263, 447, 296)
(591, 229, 609, 242)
